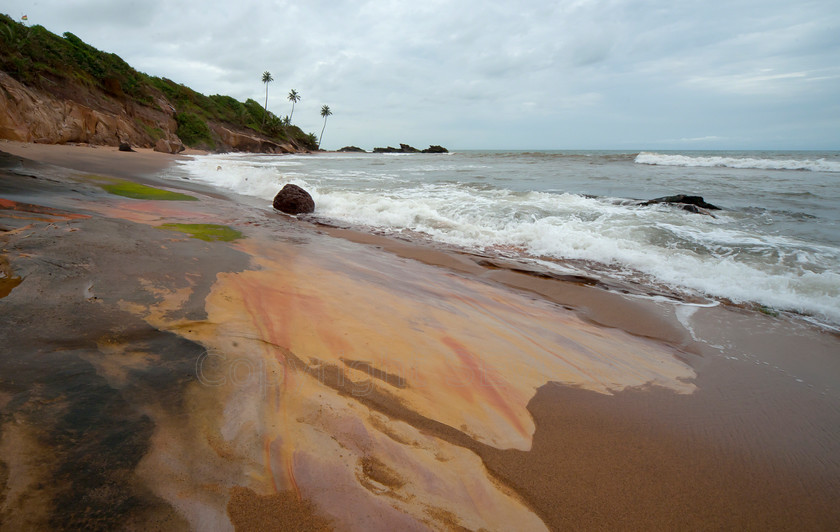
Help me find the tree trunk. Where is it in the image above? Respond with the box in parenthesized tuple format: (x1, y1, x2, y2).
(319, 118, 328, 148)
(263, 85, 269, 126)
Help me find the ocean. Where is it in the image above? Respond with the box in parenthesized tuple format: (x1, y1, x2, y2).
(163, 150, 840, 328)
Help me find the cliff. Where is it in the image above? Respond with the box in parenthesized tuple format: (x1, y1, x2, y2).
(0, 14, 315, 153)
(0, 71, 185, 151)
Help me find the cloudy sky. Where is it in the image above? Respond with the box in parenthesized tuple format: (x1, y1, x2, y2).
(9, 0, 840, 150)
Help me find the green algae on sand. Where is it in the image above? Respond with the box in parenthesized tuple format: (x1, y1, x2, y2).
(101, 180, 198, 201)
(81, 175, 197, 201)
(158, 223, 243, 242)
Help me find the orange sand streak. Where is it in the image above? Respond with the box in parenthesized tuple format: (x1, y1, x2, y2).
(442, 336, 528, 439)
(208, 237, 696, 452)
(118, 223, 696, 530)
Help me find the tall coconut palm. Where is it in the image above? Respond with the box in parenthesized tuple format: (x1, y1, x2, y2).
(287, 89, 300, 123)
(319, 105, 332, 149)
(261, 71, 273, 126)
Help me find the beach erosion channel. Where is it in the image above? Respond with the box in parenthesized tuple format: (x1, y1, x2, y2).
(1, 142, 839, 530)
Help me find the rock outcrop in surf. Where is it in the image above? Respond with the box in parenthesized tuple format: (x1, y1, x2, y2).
(639, 194, 721, 215)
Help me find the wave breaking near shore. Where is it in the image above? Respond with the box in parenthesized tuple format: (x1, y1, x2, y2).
(635, 151, 840, 172)
(167, 149, 840, 327)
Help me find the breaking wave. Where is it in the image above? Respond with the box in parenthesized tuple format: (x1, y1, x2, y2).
(171, 152, 840, 326)
(635, 152, 840, 173)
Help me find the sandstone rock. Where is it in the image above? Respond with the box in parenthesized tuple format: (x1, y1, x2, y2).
(0, 71, 179, 149)
(211, 124, 288, 153)
(0, 71, 306, 154)
(154, 138, 186, 154)
(273, 184, 315, 214)
(399, 143, 420, 153)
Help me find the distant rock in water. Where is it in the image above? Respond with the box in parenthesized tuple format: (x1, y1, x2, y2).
(273, 184, 315, 215)
(422, 145, 449, 153)
(118, 142, 135, 152)
(372, 144, 448, 154)
(338, 146, 366, 153)
(640, 194, 720, 215)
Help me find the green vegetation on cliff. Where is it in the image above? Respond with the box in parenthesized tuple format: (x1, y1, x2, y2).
(0, 14, 318, 151)
(174, 112, 214, 148)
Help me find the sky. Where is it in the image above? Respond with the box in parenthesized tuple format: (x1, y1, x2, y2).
(7, 0, 840, 150)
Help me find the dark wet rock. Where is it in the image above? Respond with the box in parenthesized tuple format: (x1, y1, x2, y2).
(422, 145, 449, 153)
(118, 142, 134, 152)
(642, 194, 720, 210)
(338, 146, 366, 153)
(678, 204, 712, 215)
(373, 143, 448, 154)
(273, 184, 315, 214)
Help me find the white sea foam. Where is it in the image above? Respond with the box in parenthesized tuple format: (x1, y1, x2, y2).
(173, 152, 840, 326)
(635, 152, 840, 172)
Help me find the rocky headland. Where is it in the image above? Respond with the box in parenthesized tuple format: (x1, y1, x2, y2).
(0, 14, 315, 154)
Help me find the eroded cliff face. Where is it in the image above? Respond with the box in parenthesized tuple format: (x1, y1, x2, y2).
(0, 71, 303, 153)
(210, 124, 300, 154)
(0, 71, 182, 149)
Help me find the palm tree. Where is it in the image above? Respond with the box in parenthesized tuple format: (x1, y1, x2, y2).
(261, 71, 273, 126)
(319, 105, 332, 149)
(287, 89, 300, 123)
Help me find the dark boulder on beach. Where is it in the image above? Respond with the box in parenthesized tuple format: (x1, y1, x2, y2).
(273, 184, 315, 214)
(640, 194, 720, 215)
(118, 142, 134, 152)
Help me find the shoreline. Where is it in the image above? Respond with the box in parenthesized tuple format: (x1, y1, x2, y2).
(0, 139, 208, 179)
(170, 147, 840, 330)
(1, 142, 839, 529)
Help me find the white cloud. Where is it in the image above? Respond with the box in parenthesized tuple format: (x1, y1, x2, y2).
(685, 69, 823, 95)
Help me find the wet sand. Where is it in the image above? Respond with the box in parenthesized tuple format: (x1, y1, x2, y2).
(0, 139, 207, 180)
(1, 143, 839, 530)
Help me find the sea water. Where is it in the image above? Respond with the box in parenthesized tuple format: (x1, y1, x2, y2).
(164, 150, 840, 327)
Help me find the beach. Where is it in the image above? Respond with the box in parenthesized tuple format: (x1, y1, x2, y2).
(1, 141, 839, 530)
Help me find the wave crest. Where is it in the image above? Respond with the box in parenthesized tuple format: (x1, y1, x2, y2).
(635, 152, 840, 172)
